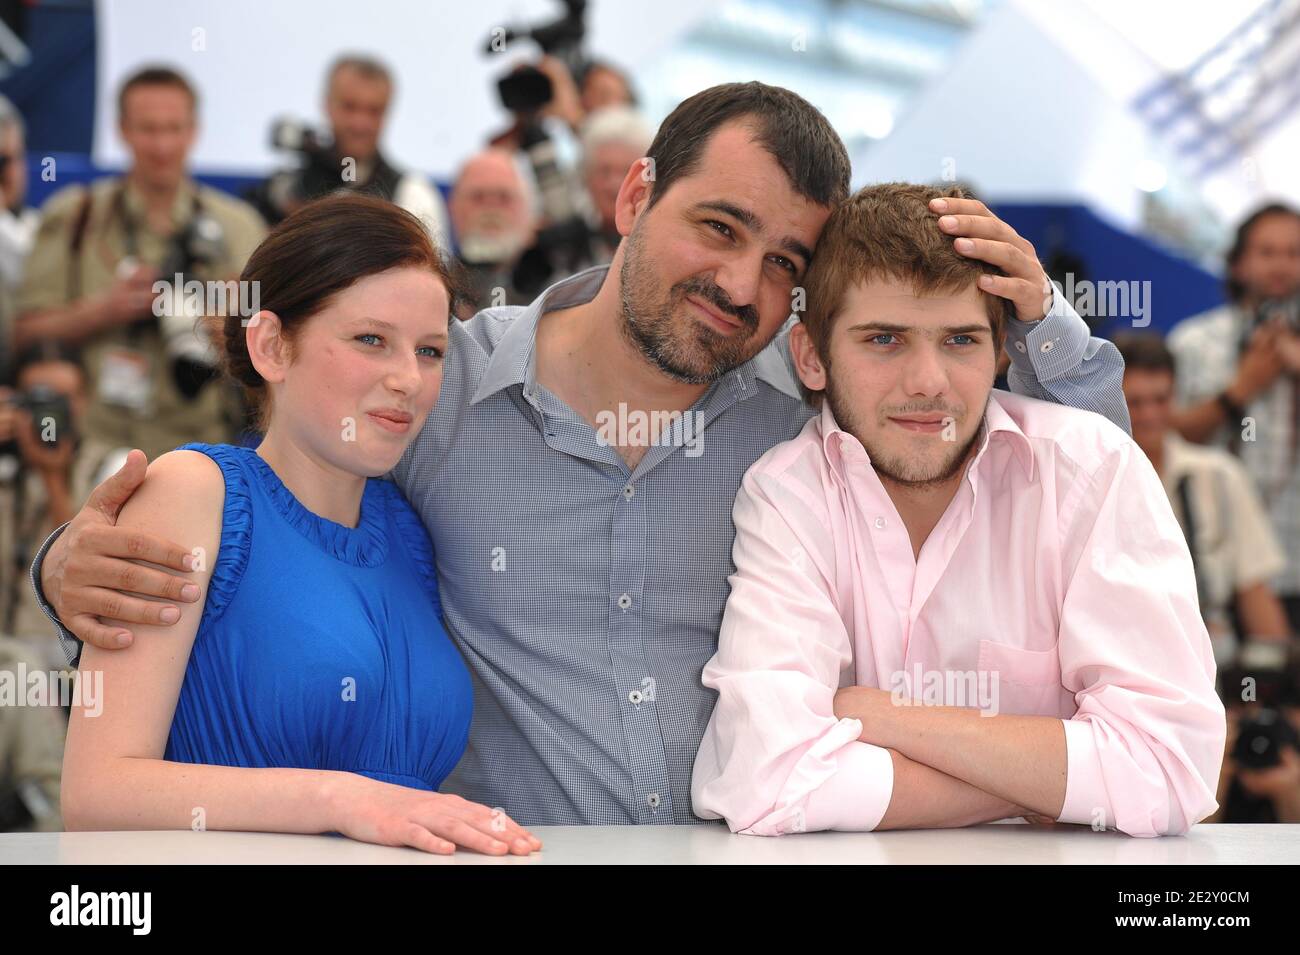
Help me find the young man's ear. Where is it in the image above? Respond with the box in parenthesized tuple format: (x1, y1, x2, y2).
(790, 321, 828, 396)
(613, 156, 655, 237)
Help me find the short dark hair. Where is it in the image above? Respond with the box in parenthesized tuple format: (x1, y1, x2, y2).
(14, 339, 82, 380)
(215, 193, 469, 432)
(1113, 333, 1176, 377)
(1227, 201, 1300, 302)
(579, 60, 636, 105)
(327, 54, 393, 91)
(117, 66, 198, 120)
(644, 82, 850, 213)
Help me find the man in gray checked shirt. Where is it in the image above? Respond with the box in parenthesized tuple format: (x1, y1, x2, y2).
(31, 83, 1130, 826)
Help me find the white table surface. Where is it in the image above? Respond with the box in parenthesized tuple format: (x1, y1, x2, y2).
(2, 823, 1296, 864)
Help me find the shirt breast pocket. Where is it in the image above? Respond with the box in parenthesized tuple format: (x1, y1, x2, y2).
(976, 639, 1069, 717)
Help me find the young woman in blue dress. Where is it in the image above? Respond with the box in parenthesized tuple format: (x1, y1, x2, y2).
(61, 193, 540, 856)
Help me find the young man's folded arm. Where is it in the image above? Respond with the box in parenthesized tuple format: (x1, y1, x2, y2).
(841, 443, 1226, 836)
(691, 470, 1027, 834)
(1050, 443, 1226, 836)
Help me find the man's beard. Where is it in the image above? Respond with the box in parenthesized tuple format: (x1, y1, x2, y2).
(457, 212, 531, 266)
(618, 222, 763, 385)
(825, 376, 987, 490)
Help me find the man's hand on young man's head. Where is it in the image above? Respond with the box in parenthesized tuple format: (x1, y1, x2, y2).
(930, 196, 1051, 323)
(42, 449, 201, 650)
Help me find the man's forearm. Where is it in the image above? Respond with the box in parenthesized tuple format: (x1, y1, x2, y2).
(15, 299, 110, 349)
(1274, 787, 1300, 823)
(1172, 395, 1230, 444)
(842, 690, 1067, 818)
(1236, 582, 1292, 641)
(877, 749, 1028, 830)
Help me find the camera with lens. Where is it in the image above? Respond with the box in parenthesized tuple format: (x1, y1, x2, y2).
(144, 208, 229, 400)
(483, 0, 597, 299)
(4, 384, 75, 451)
(1241, 293, 1300, 354)
(1232, 707, 1300, 770)
(246, 118, 351, 225)
(490, 0, 588, 116)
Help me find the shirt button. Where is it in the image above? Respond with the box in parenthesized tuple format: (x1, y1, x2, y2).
(628, 689, 644, 705)
(622, 483, 635, 500)
(1014, 341, 1027, 353)
(1040, 340, 1054, 353)
(874, 517, 887, 529)
(646, 792, 661, 809)
(617, 593, 632, 610)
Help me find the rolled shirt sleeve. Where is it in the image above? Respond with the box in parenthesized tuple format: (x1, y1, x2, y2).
(1004, 286, 1132, 435)
(691, 467, 895, 834)
(1055, 441, 1226, 836)
(27, 522, 82, 666)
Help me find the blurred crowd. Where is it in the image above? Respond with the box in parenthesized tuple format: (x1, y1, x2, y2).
(0, 48, 1298, 832)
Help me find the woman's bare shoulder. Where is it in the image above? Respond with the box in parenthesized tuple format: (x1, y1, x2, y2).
(118, 449, 227, 552)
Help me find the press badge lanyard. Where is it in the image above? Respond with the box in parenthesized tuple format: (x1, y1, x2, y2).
(65, 183, 203, 302)
(111, 185, 206, 342)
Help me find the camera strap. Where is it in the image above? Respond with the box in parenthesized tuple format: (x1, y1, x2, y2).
(113, 181, 206, 260)
(64, 182, 206, 301)
(1175, 474, 1207, 618)
(65, 189, 95, 302)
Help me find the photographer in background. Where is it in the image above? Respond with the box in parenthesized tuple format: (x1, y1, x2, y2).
(578, 59, 635, 115)
(249, 55, 449, 245)
(0, 93, 39, 382)
(484, 2, 620, 299)
(1212, 655, 1300, 823)
(13, 66, 265, 461)
(1116, 333, 1293, 665)
(448, 148, 539, 313)
(0, 634, 65, 832)
(0, 340, 121, 653)
(576, 105, 652, 268)
(1169, 202, 1300, 635)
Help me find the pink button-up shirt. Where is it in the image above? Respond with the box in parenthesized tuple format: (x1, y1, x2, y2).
(691, 390, 1225, 837)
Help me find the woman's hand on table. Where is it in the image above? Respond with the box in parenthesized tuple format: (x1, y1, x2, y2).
(327, 776, 543, 856)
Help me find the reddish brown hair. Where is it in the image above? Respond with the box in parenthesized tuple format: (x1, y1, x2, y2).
(214, 192, 467, 431)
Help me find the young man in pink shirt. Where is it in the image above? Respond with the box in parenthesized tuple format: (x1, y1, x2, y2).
(690, 183, 1226, 838)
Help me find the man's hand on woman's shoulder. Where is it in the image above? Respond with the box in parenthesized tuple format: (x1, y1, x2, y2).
(41, 448, 212, 651)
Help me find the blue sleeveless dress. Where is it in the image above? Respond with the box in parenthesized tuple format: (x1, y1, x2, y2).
(163, 442, 472, 792)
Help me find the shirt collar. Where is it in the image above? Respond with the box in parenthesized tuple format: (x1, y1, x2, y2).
(748, 318, 803, 400)
(469, 264, 609, 406)
(121, 177, 198, 232)
(470, 263, 804, 406)
(973, 391, 1036, 482)
(817, 388, 1035, 485)
(1160, 431, 1199, 480)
